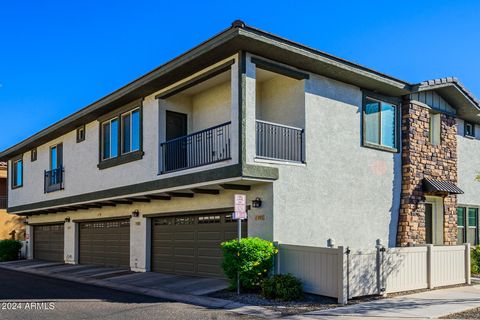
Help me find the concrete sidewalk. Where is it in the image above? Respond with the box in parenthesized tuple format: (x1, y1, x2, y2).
(288, 284, 480, 319)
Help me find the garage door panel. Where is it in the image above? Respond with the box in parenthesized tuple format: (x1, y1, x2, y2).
(151, 214, 247, 278)
(34, 224, 64, 262)
(79, 219, 130, 268)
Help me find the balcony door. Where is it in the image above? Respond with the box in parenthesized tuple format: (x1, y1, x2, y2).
(165, 111, 187, 171)
(49, 143, 63, 186)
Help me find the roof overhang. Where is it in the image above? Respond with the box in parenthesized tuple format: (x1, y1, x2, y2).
(413, 78, 480, 124)
(0, 22, 412, 161)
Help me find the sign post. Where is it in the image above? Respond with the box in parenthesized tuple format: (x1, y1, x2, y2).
(233, 194, 247, 294)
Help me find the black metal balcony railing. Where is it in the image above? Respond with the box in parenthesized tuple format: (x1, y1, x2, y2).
(161, 122, 231, 174)
(44, 167, 64, 193)
(0, 196, 6, 209)
(256, 120, 305, 163)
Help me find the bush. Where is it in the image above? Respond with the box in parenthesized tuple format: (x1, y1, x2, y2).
(261, 274, 304, 301)
(221, 237, 278, 291)
(0, 240, 22, 262)
(472, 246, 480, 275)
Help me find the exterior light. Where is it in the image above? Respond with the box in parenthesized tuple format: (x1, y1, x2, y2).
(252, 197, 262, 208)
(23, 219, 28, 225)
(132, 209, 140, 218)
(64, 217, 71, 223)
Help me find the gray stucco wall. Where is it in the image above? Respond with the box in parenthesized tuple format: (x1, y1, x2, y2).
(246, 55, 401, 248)
(457, 119, 480, 207)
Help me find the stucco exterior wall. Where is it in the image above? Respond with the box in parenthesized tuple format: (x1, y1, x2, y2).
(246, 55, 401, 248)
(457, 119, 480, 206)
(256, 75, 305, 128)
(9, 56, 240, 208)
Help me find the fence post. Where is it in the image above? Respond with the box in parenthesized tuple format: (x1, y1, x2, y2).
(427, 244, 434, 289)
(337, 246, 348, 305)
(465, 243, 471, 285)
(376, 240, 386, 296)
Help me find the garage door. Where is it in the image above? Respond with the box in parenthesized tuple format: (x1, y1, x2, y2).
(151, 212, 247, 278)
(33, 224, 64, 262)
(79, 219, 130, 268)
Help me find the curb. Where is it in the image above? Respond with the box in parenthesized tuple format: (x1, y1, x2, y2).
(0, 264, 280, 319)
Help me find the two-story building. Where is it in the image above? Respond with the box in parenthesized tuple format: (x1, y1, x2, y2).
(1, 21, 479, 278)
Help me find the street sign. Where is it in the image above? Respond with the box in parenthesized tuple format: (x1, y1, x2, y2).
(234, 194, 247, 220)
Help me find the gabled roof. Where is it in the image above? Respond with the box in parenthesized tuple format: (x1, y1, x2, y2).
(412, 77, 480, 123)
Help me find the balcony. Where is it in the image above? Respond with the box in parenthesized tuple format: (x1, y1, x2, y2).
(160, 122, 231, 174)
(0, 196, 6, 209)
(256, 120, 304, 163)
(44, 167, 64, 193)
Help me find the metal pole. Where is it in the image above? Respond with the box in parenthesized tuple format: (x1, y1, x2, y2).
(237, 218, 241, 294)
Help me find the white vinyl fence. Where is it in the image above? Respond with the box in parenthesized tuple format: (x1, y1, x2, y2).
(277, 243, 471, 304)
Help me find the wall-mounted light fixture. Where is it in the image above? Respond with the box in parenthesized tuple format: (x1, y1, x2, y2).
(132, 209, 140, 218)
(64, 217, 71, 223)
(23, 218, 29, 225)
(252, 197, 262, 208)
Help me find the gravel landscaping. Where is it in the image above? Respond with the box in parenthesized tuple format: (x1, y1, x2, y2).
(442, 306, 480, 319)
(210, 289, 339, 316)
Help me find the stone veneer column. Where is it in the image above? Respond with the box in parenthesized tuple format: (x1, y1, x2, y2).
(397, 98, 458, 246)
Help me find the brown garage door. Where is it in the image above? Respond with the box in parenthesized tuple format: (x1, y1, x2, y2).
(151, 212, 247, 278)
(33, 224, 64, 262)
(79, 219, 130, 268)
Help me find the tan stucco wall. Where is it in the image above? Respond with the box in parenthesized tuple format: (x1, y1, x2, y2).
(0, 210, 24, 240)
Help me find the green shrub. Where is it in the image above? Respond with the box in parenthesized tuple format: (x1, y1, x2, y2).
(472, 246, 480, 275)
(0, 240, 22, 262)
(261, 274, 304, 301)
(221, 237, 278, 291)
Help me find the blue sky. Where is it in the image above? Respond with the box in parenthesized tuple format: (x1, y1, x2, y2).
(1, 1, 479, 150)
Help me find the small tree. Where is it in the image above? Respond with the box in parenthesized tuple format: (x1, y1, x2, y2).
(221, 237, 278, 291)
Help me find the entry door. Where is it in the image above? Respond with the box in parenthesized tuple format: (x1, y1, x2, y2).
(165, 111, 188, 171)
(425, 200, 444, 245)
(425, 203, 433, 244)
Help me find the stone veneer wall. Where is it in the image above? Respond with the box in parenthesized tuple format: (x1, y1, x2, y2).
(397, 98, 458, 246)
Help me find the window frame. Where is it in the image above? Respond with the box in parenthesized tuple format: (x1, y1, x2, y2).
(11, 156, 24, 189)
(428, 112, 441, 145)
(97, 99, 143, 170)
(120, 108, 141, 155)
(361, 93, 400, 153)
(101, 117, 119, 161)
(31, 148, 37, 162)
(464, 121, 475, 138)
(76, 125, 86, 143)
(458, 205, 479, 245)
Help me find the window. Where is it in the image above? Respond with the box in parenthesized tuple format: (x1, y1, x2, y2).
(465, 121, 475, 138)
(468, 208, 478, 245)
(429, 112, 441, 145)
(363, 97, 398, 150)
(121, 109, 140, 154)
(458, 206, 479, 245)
(457, 207, 465, 245)
(12, 158, 23, 189)
(98, 103, 143, 169)
(50, 143, 63, 170)
(101, 118, 119, 160)
(31, 148, 37, 162)
(76, 125, 86, 143)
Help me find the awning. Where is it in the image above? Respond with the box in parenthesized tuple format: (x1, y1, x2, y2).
(423, 178, 464, 195)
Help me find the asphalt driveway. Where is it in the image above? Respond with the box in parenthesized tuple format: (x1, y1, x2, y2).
(0, 269, 259, 320)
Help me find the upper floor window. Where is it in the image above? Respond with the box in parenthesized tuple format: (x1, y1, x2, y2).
(429, 112, 441, 145)
(12, 158, 23, 189)
(363, 97, 398, 151)
(98, 101, 143, 170)
(465, 121, 475, 138)
(101, 118, 119, 160)
(76, 125, 86, 143)
(31, 148, 37, 162)
(121, 109, 140, 154)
